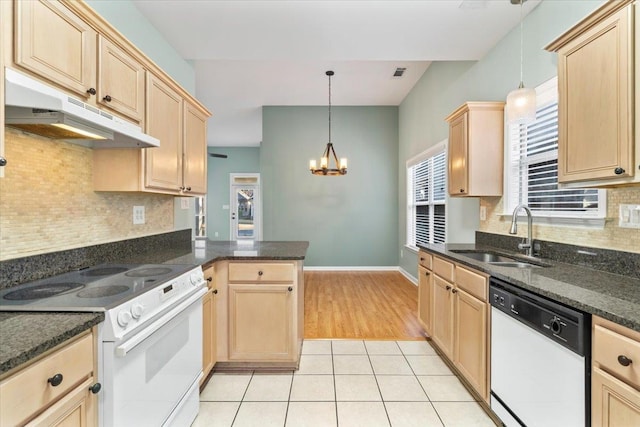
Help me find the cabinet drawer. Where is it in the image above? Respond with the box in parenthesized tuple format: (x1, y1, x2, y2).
(594, 324, 640, 388)
(0, 332, 94, 426)
(228, 262, 294, 283)
(455, 265, 487, 302)
(433, 256, 455, 282)
(418, 251, 432, 269)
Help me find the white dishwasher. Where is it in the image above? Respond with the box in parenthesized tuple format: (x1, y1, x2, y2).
(489, 277, 590, 427)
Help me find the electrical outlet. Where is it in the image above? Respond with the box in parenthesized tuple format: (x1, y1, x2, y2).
(480, 206, 487, 221)
(133, 206, 145, 225)
(619, 204, 640, 229)
(180, 198, 190, 209)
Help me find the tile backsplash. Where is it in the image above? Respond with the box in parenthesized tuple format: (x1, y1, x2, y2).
(0, 129, 175, 261)
(480, 187, 640, 254)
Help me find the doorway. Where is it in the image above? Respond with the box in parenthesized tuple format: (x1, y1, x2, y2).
(230, 173, 261, 241)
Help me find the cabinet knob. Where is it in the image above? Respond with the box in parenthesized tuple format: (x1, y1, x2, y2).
(213, 289, 218, 294)
(206, 277, 213, 282)
(446, 285, 452, 291)
(288, 286, 293, 292)
(425, 271, 430, 276)
(614, 167, 626, 175)
(89, 382, 102, 394)
(103, 95, 112, 102)
(618, 355, 633, 367)
(459, 189, 465, 193)
(451, 288, 458, 294)
(186, 187, 192, 191)
(47, 373, 63, 387)
(258, 271, 264, 276)
(87, 87, 96, 95)
(0, 157, 6, 167)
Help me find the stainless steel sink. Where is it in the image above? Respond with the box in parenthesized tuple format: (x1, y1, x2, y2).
(450, 250, 548, 268)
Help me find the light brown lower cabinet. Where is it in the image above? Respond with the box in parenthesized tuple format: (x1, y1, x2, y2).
(417, 265, 432, 335)
(592, 315, 640, 426)
(419, 254, 490, 402)
(0, 330, 97, 426)
(432, 274, 454, 360)
(228, 283, 296, 361)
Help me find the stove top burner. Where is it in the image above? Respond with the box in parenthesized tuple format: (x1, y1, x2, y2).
(3, 283, 85, 300)
(77, 285, 129, 298)
(82, 267, 129, 277)
(125, 267, 173, 278)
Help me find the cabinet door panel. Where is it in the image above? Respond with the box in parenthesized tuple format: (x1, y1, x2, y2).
(15, 0, 96, 98)
(418, 265, 432, 335)
(592, 367, 640, 427)
(183, 102, 208, 195)
(202, 291, 214, 381)
(145, 74, 183, 191)
(25, 377, 96, 427)
(432, 275, 454, 359)
(448, 113, 468, 196)
(228, 284, 295, 361)
(557, 4, 633, 183)
(98, 36, 145, 123)
(454, 289, 487, 400)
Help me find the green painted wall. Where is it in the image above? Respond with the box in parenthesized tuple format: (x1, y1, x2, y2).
(262, 106, 399, 267)
(397, 0, 605, 279)
(85, 0, 196, 94)
(207, 147, 261, 240)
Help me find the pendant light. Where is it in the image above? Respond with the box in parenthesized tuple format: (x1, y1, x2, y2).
(506, 0, 536, 125)
(309, 71, 347, 176)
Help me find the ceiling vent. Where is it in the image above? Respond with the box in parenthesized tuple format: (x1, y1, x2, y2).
(393, 67, 407, 78)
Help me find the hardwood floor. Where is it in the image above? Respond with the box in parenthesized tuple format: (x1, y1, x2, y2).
(304, 271, 427, 340)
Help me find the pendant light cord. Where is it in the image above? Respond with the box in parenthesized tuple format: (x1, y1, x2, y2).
(328, 73, 332, 144)
(519, 0, 524, 86)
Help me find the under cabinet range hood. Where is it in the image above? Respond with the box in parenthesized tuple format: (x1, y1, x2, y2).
(4, 68, 159, 148)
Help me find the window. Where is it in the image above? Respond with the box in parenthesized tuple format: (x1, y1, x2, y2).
(407, 141, 447, 248)
(505, 77, 605, 223)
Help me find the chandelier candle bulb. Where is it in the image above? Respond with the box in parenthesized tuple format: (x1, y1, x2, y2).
(321, 157, 328, 169)
(340, 158, 347, 170)
(309, 159, 317, 170)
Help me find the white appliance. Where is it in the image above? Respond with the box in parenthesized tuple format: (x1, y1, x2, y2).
(0, 264, 207, 426)
(4, 68, 159, 148)
(489, 277, 590, 427)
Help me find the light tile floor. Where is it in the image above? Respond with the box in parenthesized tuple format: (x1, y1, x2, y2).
(193, 340, 496, 427)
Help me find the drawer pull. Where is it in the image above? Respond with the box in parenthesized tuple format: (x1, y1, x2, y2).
(288, 286, 293, 292)
(618, 355, 633, 367)
(258, 271, 264, 276)
(89, 382, 102, 394)
(47, 373, 63, 387)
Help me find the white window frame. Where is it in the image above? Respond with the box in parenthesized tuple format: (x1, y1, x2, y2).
(406, 140, 447, 251)
(503, 77, 606, 228)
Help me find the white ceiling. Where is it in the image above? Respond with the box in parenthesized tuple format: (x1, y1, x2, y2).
(131, 0, 541, 147)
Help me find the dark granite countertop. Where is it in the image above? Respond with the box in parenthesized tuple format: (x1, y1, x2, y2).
(0, 239, 308, 376)
(0, 312, 104, 376)
(418, 243, 640, 332)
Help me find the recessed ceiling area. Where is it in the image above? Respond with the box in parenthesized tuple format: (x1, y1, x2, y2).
(131, 0, 541, 147)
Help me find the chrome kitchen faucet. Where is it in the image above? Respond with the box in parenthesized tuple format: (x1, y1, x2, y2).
(509, 204, 535, 257)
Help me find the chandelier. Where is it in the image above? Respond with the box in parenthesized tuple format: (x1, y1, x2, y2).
(309, 71, 347, 176)
(505, 0, 536, 124)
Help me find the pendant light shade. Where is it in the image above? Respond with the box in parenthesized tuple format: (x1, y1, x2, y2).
(309, 71, 347, 176)
(506, 0, 536, 125)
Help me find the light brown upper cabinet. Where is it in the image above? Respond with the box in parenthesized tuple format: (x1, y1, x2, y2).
(546, 0, 639, 187)
(14, 1, 145, 125)
(98, 36, 145, 123)
(94, 73, 209, 195)
(14, 0, 97, 99)
(445, 102, 505, 196)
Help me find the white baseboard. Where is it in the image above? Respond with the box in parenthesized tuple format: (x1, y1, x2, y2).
(399, 267, 418, 286)
(303, 266, 400, 271)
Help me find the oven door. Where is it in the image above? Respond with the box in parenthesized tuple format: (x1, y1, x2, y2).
(101, 290, 205, 427)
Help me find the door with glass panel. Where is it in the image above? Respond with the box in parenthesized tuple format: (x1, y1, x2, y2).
(230, 174, 261, 241)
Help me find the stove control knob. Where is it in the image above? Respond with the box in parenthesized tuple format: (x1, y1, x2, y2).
(130, 303, 145, 319)
(117, 310, 132, 327)
(190, 273, 202, 286)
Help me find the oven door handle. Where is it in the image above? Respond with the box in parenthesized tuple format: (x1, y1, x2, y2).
(115, 287, 207, 358)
